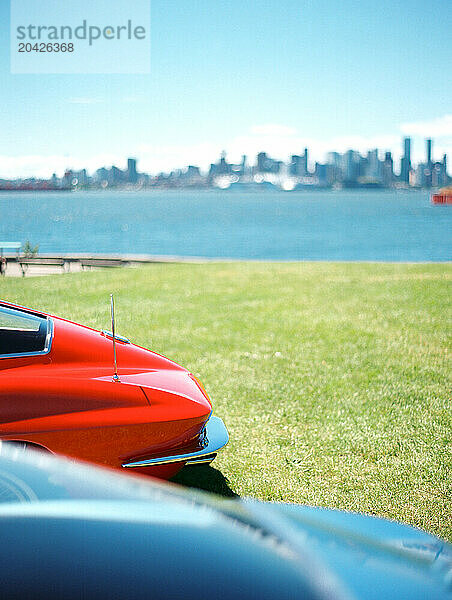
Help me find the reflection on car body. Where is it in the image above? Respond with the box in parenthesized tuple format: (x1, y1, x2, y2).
(0, 445, 450, 600)
(0, 300, 228, 479)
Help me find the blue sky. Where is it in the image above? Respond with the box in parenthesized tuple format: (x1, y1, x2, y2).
(1, 0, 451, 177)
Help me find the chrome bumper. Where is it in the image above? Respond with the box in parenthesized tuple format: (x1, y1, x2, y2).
(122, 416, 229, 469)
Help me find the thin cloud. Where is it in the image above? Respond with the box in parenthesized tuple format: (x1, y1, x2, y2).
(0, 153, 124, 179)
(400, 114, 452, 138)
(2, 122, 451, 178)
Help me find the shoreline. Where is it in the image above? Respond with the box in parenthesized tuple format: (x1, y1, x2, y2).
(3, 252, 451, 263)
(1, 253, 450, 279)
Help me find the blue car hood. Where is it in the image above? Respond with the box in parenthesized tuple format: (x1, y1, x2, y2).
(0, 445, 450, 600)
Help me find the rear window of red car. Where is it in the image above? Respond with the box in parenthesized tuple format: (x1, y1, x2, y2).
(0, 306, 50, 356)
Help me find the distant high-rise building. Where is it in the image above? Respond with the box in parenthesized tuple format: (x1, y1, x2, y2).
(256, 152, 280, 173)
(326, 152, 343, 183)
(302, 148, 308, 176)
(127, 158, 138, 183)
(290, 148, 309, 177)
(186, 165, 201, 177)
(400, 137, 411, 184)
(314, 162, 328, 186)
(181, 165, 203, 186)
(405, 137, 411, 159)
(218, 151, 231, 174)
(431, 153, 449, 188)
(74, 168, 88, 186)
(382, 152, 394, 187)
(110, 166, 124, 185)
(432, 162, 443, 188)
(424, 139, 433, 188)
(290, 154, 302, 176)
(210, 152, 231, 177)
(95, 167, 109, 184)
(257, 152, 268, 172)
(366, 149, 381, 181)
(426, 139, 432, 166)
(63, 170, 74, 187)
(343, 150, 359, 183)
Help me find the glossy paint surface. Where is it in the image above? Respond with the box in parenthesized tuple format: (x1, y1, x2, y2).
(0, 446, 450, 600)
(0, 301, 213, 478)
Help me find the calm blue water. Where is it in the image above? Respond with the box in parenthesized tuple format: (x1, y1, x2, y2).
(1, 189, 451, 261)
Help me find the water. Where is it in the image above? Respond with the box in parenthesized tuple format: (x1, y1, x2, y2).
(1, 189, 451, 261)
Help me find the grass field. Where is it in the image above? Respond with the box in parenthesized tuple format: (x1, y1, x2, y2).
(2, 262, 451, 541)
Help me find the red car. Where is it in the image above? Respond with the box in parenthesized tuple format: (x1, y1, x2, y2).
(0, 299, 228, 479)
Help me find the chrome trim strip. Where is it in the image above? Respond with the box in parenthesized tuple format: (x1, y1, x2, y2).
(101, 330, 130, 344)
(0, 317, 53, 360)
(185, 453, 217, 466)
(122, 416, 229, 468)
(0, 301, 47, 319)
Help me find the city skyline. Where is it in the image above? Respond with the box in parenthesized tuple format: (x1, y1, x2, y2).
(0, 120, 451, 180)
(1, 135, 448, 191)
(1, 1, 451, 178)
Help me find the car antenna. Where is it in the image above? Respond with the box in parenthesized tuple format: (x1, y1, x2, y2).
(110, 294, 120, 383)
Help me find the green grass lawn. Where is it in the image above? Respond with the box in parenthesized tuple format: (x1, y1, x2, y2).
(2, 262, 451, 540)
